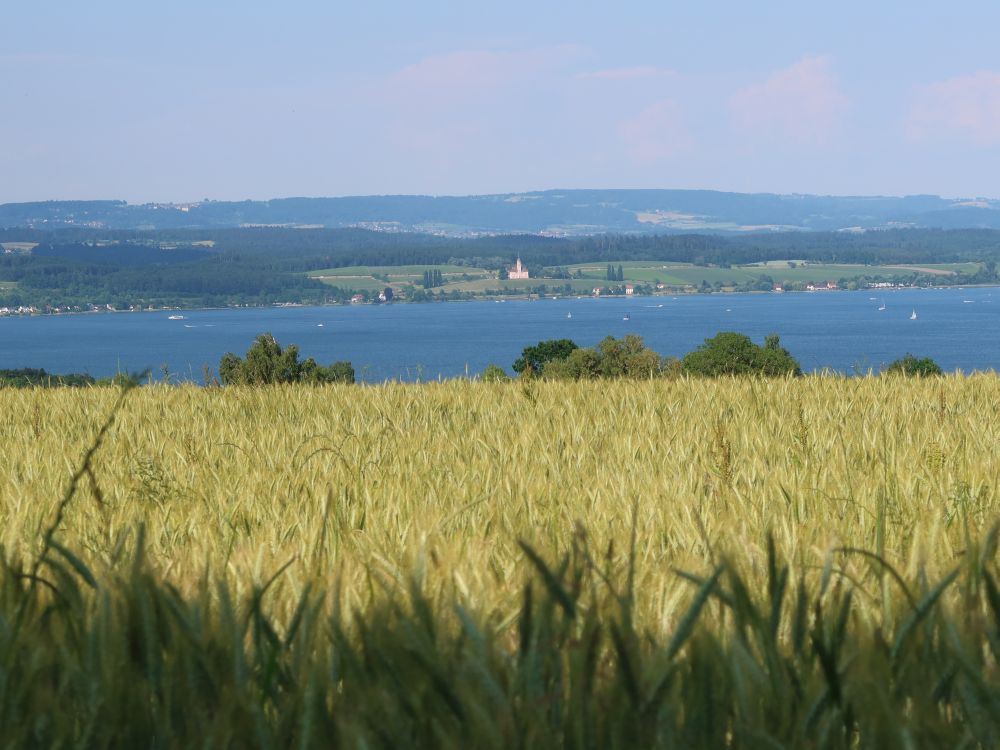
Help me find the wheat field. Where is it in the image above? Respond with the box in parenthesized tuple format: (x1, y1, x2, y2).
(3, 376, 1000, 745)
(2, 375, 997, 623)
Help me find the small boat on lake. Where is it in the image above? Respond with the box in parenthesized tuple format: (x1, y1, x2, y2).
(910, 309, 918, 320)
(168, 314, 186, 320)
(623, 313, 630, 321)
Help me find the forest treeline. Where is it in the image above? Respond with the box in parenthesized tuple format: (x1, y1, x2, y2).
(2, 226, 1000, 308)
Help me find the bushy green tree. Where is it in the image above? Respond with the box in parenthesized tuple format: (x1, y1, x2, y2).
(884, 353, 943, 377)
(301, 358, 356, 384)
(219, 333, 354, 385)
(595, 334, 662, 377)
(541, 335, 669, 380)
(480, 363, 510, 382)
(241, 333, 304, 384)
(542, 347, 602, 380)
(512, 339, 579, 376)
(682, 332, 801, 377)
(217, 352, 244, 385)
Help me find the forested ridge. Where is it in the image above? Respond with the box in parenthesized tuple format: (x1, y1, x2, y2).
(4, 190, 1000, 232)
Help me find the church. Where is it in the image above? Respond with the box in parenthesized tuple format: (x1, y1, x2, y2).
(508, 257, 529, 280)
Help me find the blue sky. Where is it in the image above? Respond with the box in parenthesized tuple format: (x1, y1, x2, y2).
(3, 1, 1000, 202)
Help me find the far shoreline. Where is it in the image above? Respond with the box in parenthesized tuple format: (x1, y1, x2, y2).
(3, 282, 999, 321)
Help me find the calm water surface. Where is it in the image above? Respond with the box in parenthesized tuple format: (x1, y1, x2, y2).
(0, 287, 996, 382)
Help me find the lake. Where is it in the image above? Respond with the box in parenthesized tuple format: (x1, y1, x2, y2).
(0, 287, 996, 381)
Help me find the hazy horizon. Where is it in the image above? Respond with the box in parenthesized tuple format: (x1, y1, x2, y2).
(4, 1, 1000, 203)
(5, 186, 1000, 207)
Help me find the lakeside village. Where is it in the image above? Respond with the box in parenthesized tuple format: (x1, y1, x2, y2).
(0, 258, 940, 317)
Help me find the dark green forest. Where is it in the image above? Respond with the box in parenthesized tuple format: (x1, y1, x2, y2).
(2, 226, 1000, 309)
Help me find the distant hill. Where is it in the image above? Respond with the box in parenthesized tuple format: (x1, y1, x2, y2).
(3, 190, 1000, 235)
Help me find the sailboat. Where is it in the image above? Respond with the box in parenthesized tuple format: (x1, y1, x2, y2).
(566, 312, 572, 319)
(623, 313, 630, 321)
(878, 300, 886, 311)
(910, 309, 918, 320)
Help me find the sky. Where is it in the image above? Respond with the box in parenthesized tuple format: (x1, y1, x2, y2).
(2, 1, 1000, 202)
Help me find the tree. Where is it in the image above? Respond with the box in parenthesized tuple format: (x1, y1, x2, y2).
(481, 363, 510, 382)
(540, 335, 666, 380)
(219, 333, 354, 385)
(542, 347, 602, 380)
(681, 332, 801, 377)
(512, 339, 579, 375)
(596, 334, 663, 378)
(218, 352, 244, 385)
(884, 353, 943, 377)
(421, 270, 444, 289)
(301, 358, 355, 384)
(757, 334, 803, 376)
(617, 264, 624, 282)
(241, 333, 303, 384)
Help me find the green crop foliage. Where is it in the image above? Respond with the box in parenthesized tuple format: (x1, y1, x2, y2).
(2, 376, 1000, 745)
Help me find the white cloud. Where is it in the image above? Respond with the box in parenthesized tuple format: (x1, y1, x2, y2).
(729, 56, 849, 143)
(907, 71, 1000, 145)
(386, 46, 583, 103)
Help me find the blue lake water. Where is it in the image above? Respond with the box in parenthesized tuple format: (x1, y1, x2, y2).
(0, 287, 997, 381)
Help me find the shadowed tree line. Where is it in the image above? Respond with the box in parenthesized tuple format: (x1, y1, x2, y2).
(0, 332, 944, 388)
(493, 332, 941, 380)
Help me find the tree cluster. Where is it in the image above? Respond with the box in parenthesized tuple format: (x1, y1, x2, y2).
(507, 332, 951, 380)
(512, 339, 579, 375)
(422, 269, 444, 288)
(218, 334, 354, 385)
(681, 333, 802, 377)
(510, 332, 801, 380)
(0, 368, 95, 388)
(541, 335, 671, 379)
(884, 353, 943, 377)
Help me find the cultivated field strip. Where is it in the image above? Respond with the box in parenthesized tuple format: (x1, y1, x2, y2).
(2, 376, 998, 628)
